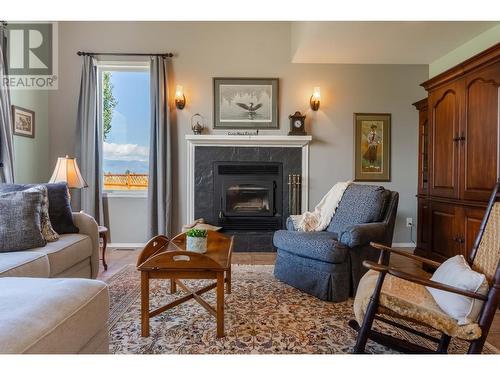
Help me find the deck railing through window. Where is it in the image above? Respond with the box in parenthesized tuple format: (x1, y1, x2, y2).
(103, 173, 148, 190)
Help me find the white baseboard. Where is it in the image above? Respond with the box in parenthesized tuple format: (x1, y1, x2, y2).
(392, 242, 415, 248)
(108, 243, 145, 249)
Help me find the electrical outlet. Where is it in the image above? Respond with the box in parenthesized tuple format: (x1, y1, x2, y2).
(406, 217, 413, 228)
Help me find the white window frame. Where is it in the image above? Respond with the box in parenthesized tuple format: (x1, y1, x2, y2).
(97, 61, 150, 199)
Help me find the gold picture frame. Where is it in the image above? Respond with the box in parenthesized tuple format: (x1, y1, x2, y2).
(354, 113, 391, 182)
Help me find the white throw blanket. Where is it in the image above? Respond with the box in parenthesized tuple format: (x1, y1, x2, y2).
(290, 181, 351, 232)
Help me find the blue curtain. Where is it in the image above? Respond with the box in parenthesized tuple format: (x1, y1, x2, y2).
(147, 56, 172, 237)
(75, 56, 103, 224)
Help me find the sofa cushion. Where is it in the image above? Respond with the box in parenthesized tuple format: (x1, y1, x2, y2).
(25, 185, 59, 242)
(0, 277, 109, 353)
(273, 230, 347, 264)
(427, 255, 488, 325)
(0, 252, 50, 278)
(0, 184, 60, 241)
(327, 184, 389, 235)
(32, 234, 92, 277)
(0, 190, 47, 251)
(45, 183, 79, 234)
(0, 183, 80, 235)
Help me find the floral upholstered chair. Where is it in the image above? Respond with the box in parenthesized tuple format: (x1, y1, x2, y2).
(351, 180, 500, 354)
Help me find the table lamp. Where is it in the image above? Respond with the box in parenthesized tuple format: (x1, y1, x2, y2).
(49, 156, 88, 199)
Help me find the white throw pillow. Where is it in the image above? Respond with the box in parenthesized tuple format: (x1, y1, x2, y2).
(426, 255, 489, 325)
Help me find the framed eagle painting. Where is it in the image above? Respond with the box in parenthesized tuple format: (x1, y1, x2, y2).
(213, 77, 279, 129)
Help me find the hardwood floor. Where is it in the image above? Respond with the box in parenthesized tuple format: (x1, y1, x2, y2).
(98, 249, 278, 282)
(98, 247, 500, 351)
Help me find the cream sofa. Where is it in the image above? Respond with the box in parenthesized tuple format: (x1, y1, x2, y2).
(0, 212, 110, 354)
(0, 212, 100, 278)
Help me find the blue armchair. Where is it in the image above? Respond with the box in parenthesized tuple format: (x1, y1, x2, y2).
(273, 184, 399, 302)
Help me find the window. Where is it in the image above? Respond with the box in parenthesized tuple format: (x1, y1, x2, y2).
(98, 62, 150, 193)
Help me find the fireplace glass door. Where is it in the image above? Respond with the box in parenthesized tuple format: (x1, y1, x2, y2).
(224, 182, 274, 216)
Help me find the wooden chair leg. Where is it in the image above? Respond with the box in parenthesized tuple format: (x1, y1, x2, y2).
(437, 334, 451, 353)
(467, 338, 486, 354)
(170, 278, 177, 294)
(354, 300, 377, 353)
(353, 272, 386, 354)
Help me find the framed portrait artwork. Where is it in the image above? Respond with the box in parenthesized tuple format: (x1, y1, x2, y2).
(354, 113, 391, 182)
(213, 78, 279, 129)
(12, 105, 35, 138)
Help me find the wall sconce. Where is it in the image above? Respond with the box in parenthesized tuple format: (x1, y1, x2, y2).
(310, 86, 321, 111)
(175, 85, 186, 110)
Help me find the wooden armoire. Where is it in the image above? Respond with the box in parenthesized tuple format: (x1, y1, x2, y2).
(415, 42, 500, 263)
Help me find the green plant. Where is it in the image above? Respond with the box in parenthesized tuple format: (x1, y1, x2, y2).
(103, 71, 118, 141)
(186, 228, 208, 238)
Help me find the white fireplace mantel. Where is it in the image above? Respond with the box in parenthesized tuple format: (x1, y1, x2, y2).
(185, 134, 312, 146)
(186, 134, 312, 223)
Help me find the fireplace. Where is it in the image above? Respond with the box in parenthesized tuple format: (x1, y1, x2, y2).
(214, 162, 283, 231)
(189, 138, 311, 252)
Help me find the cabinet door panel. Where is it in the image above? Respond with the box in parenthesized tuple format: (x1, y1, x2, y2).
(417, 198, 430, 251)
(462, 207, 486, 260)
(418, 106, 429, 195)
(462, 63, 500, 201)
(429, 84, 461, 198)
(430, 202, 459, 261)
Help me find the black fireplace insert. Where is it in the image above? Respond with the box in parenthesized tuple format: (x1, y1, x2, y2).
(214, 161, 283, 231)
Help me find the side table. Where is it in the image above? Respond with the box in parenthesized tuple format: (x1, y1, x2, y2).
(98, 226, 108, 271)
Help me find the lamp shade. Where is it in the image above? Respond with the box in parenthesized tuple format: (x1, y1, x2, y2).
(49, 156, 88, 189)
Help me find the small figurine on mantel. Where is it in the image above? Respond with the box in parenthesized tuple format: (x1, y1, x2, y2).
(191, 113, 205, 135)
(288, 111, 307, 135)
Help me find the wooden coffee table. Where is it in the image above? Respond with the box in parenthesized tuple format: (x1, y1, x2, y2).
(136, 231, 233, 338)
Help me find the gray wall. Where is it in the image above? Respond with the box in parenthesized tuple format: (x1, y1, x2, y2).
(11, 89, 50, 184)
(103, 195, 148, 244)
(48, 22, 428, 244)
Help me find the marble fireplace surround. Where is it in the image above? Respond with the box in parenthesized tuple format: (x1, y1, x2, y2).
(186, 135, 312, 228)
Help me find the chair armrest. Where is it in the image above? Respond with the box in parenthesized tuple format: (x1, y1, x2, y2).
(72, 211, 99, 279)
(363, 260, 488, 301)
(339, 222, 387, 248)
(370, 242, 442, 268)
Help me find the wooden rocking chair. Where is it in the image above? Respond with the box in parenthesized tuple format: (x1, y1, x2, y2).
(349, 180, 500, 354)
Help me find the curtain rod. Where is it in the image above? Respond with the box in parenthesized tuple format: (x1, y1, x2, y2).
(77, 51, 173, 58)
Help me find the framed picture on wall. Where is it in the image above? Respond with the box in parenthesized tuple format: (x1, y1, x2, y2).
(213, 77, 279, 129)
(12, 105, 35, 138)
(354, 113, 391, 182)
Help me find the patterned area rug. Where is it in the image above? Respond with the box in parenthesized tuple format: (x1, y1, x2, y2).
(108, 265, 499, 354)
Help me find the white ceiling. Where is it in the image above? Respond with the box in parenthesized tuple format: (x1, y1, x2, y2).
(291, 22, 499, 64)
